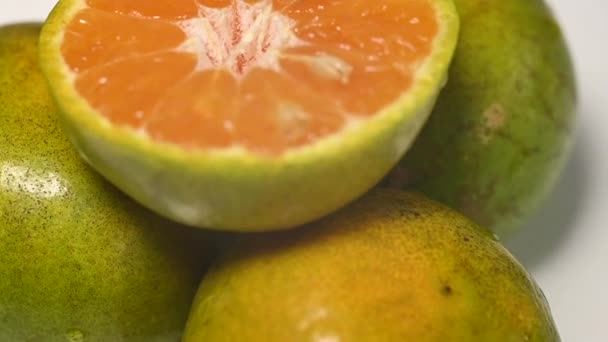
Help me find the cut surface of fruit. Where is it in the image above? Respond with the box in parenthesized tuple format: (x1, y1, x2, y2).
(63, 0, 440, 154)
(41, 0, 458, 230)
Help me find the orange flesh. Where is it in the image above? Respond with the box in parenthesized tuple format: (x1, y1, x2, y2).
(62, 0, 439, 155)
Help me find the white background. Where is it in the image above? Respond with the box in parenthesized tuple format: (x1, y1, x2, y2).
(1, 1, 606, 341)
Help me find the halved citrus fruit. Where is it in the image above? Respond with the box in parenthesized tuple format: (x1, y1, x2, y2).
(40, 0, 459, 231)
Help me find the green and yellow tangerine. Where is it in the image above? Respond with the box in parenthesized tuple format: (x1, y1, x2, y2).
(384, 0, 576, 236)
(184, 189, 560, 341)
(0, 23, 209, 342)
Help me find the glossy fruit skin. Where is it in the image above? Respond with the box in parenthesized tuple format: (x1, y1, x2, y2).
(184, 189, 560, 342)
(39, 0, 460, 232)
(0, 24, 209, 342)
(383, 0, 576, 236)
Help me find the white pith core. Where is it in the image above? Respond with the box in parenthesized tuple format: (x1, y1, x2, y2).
(176, 0, 352, 81)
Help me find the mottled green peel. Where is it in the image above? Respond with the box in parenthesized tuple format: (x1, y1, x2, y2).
(184, 189, 560, 341)
(384, 0, 576, 236)
(0, 23, 209, 341)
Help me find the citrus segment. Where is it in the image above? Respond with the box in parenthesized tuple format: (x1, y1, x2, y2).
(61, 0, 440, 155)
(40, 0, 458, 230)
(88, 0, 200, 19)
(62, 8, 187, 72)
(148, 70, 239, 148)
(279, 53, 413, 117)
(74, 52, 197, 127)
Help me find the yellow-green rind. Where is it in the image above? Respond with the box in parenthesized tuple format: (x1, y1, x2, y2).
(184, 189, 560, 341)
(39, 0, 459, 231)
(384, 0, 576, 236)
(0, 23, 209, 341)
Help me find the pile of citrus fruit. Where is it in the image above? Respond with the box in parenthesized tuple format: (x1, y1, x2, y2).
(0, 0, 575, 340)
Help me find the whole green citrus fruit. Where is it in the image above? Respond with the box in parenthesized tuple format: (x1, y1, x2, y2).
(384, 0, 576, 236)
(184, 189, 559, 341)
(0, 23, 209, 342)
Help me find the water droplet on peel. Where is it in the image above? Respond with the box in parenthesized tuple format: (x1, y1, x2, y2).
(65, 329, 86, 342)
